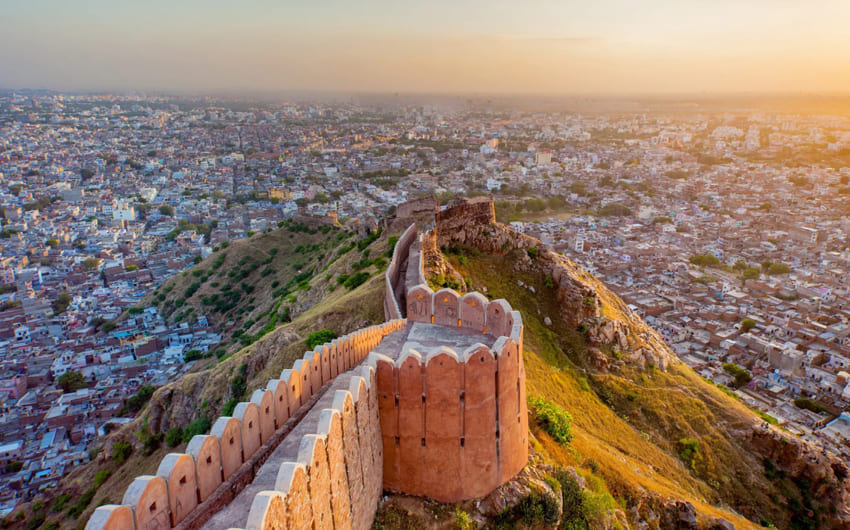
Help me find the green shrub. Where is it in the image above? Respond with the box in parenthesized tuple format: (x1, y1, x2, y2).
(793, 397, 827, 414)
(678, 437, 701, 470)
(222, 399, 237, 416)
(66, 487, 96, 518)
(343, 271, 370, 290)
(182, 417, 212, 443)
(165, 427, 184, 447)
(112, 441, 132, 465)
(93, 469, 111, 488)
(496, 491, 560, 526)
(526, 247, 539, 259)
(306, 329, 336, 349)
(529, 397, 573, 444)
(51, 494, 70, 512)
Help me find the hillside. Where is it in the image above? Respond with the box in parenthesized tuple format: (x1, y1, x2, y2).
(420, 211, 849, 529)
(10, 220, 396, 530)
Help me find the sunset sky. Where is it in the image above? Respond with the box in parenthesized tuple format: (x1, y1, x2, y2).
(1, 0, 849, 94)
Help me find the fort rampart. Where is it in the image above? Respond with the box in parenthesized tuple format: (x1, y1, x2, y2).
(86, 320, 404, 530)
(86, 216, 528, 530)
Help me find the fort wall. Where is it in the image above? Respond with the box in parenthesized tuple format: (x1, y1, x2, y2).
(378, 283, 528, 502)
(86, 320, 404, 530)
(384, 223, 418, 320)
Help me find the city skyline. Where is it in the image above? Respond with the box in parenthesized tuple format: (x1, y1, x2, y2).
(2, 0, 850, 95)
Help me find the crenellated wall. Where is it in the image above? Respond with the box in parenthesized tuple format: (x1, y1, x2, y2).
(384, 223, 418, 320)
(87, 216, 529, 530)
(86, 320, 405, 530)
(374, 282, 528, 502)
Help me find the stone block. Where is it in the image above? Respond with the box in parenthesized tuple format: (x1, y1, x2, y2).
(303, 350, 323, 398)
(84, 505, 135, 530)
(423, 348, 462, 501)
(459, 292, 488, 333)
(234, 402, 262, 460)
(486, 299, 512, 337)
(266, 379, 289, 429)
(318, 409, 352, 530)
(186, 435, 222, 502)
(280, 368, 301, 415)
(332, 390, 364, 527)
(316, 344, 331, 385)
(292, 359, 312, 402)
(406, 284, 434, 324)
(251, 389, 276, 444)
(211, 417, 243, 480)
(122, 475, 170, 530)
(156, 453, 198, 526)
(461, 343, 499, 498)
(246, 490, 286, 530)
(298, 435, 333, 530)
(433, 288, 461, 328)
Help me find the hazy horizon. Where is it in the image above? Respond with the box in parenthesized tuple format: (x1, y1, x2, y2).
(2, 0, 850, 95)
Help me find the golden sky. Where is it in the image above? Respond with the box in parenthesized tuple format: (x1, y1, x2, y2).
(1, 0, 849, 94)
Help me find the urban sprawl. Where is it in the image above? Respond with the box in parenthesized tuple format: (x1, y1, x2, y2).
(1, 93, 850, 515)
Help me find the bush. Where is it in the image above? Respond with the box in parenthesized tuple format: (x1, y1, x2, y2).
(222, 399, 237, 416)
(794, 397, 827, 414)
(678, 437, 701, 470)
(722, 363, 752, 388)
(496, 491, 560, 526)
(343, 271, 370, 290)
(526, 247, 539, 259)
(66, 487, 96, 518)
(121, 385, 156, 415)
(57, 371, 87, 393)
(183, 349, 203, 362)
(741, 318, 756, 332)
(556, 469, 589, 528)
(182, 417, 212, 443)
(51, 494, 70, 512)
(306, 329, 336, 349)
(165, 427, 184, 447)
(93, 469, 111, 488)
(112, 440, 132, 465)
(529, 397, 573, 444)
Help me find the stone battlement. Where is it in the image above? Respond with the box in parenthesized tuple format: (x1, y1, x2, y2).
(86, 219, 528, 530)
(85, 320, 404, 530)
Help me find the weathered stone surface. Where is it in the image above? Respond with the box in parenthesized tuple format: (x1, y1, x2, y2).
(298, 435, 333, 530)
(187, 435, 223, 502)
(251, 389, 276, 444)
(459, 292, 487, 333)
(276, 463, 312, 529)
(407, 284, 433, 324)
(211, 417, 243, 480)
(318, 409, 352, 530)
(85, 505, 135, 530)
(122, 475, 170, 530)
(245, 491, 286, 530)
(234, 402, 262, 461)
(423, 348, 462, 501)
(156, 453, 198, 526)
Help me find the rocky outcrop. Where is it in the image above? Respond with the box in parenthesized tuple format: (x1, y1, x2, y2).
(426, 198, 676, 371)
(750, 426, 850, 519)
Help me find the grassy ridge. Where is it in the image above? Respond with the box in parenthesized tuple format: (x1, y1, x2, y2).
(446, 248, 780, 528)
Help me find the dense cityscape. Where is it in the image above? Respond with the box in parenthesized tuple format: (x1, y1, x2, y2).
(1, 91, 850, 518)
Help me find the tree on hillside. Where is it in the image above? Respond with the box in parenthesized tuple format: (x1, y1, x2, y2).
(58, 371, 88, 393)
(159, 204, 175, 216)
(742, 267, 761, 282)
